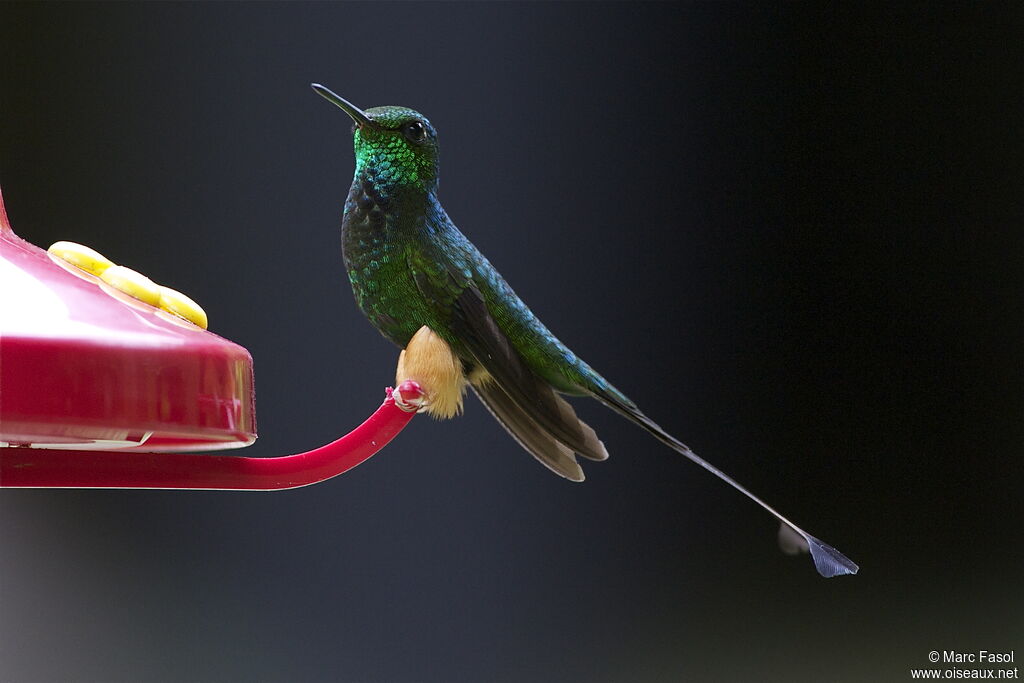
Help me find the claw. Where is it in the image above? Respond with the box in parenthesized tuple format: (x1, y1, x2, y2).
(394, 379, 427, 413)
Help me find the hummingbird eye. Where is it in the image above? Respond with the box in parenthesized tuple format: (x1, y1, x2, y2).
(402, 120, 426, 143)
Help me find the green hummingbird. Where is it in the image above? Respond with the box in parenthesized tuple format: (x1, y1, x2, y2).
(312, 83, 857, 578)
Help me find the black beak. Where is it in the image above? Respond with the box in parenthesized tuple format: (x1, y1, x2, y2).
(311, 83, 379, 129)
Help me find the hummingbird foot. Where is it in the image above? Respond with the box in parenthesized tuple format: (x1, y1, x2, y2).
(393, 380, 426, 413)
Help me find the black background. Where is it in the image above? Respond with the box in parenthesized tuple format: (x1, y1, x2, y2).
(1, 3, 1020, 682)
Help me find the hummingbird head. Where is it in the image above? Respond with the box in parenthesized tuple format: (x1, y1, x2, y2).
(313, 84, 439, 194)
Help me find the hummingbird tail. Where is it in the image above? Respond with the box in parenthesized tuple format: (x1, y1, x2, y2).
(590, 387, 859, 578)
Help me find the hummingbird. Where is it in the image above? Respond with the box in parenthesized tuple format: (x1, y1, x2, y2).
(312, 83, 858, 578)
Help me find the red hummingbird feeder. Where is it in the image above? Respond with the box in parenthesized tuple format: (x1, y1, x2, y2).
(0, 187, 422, 489)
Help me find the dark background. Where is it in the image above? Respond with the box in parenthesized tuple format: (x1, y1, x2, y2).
(1, 3, 1020, 682)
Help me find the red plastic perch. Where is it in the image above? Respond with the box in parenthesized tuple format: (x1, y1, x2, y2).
(0, 383, 421, 490)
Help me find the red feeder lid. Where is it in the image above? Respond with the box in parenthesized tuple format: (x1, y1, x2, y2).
(0, 188, 256, 452)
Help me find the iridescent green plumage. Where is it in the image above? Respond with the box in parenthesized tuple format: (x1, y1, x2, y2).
(337, 100, 603, 400)
(313, 84, 858, 578)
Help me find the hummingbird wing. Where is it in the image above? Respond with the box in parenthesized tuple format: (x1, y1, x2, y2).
(471, 382, 585, 481)
(448, 285, 608, 460)
(405, 251, 607, 478)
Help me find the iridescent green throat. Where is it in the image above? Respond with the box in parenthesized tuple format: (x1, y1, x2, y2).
(352, 106, 439, 193)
